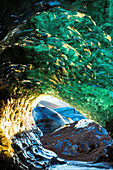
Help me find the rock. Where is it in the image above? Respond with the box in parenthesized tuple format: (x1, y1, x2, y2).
(32, 104, 73, 134)
(41, 119, 113, 162)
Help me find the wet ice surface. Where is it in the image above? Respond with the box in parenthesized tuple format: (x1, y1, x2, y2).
(49, 161, 113, 169)
(12, 129, 58, 169)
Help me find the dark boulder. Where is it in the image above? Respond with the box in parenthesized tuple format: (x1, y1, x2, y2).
(41, 119, 113, 162)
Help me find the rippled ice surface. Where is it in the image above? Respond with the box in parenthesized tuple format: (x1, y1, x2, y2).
(49, 161, 113, 169)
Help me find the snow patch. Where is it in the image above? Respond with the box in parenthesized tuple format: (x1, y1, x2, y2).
(75, 119, 93, 129)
